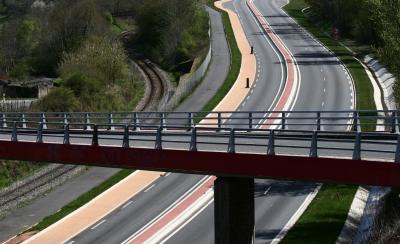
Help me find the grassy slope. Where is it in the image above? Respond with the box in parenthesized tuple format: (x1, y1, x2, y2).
(281, 0, 376, 242)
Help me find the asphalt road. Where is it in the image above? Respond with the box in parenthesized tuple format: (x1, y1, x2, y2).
(5, 0, 355, 243)
(166, 0, 353, 243)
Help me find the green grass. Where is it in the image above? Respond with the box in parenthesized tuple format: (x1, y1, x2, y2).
(281, 184, 358, 244)
(0, 161, 44, 189)
(201, 0, 241, 113)
(280, 0, 375, 242)
(28, 169, 134, 232)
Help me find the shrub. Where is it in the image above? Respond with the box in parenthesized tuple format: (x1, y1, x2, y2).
(37, 87, 78, 112)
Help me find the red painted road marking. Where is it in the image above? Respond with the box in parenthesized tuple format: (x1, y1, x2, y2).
(247, 0, 298, 128)
(128, 177, 216, 243)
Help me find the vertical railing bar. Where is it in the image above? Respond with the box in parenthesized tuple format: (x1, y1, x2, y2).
(249, 112, 253, 130)
(309, 130, 318, 157)
(395, 134, 400, 163)
(36, 122, 43, 143)
(123, 125, 130, 148)
(22, 113, 27, 129)
(316, 112, 321, 131)
(352, 132, 361, 160)
(190, 127, 197, 152)
(227, 128, 235, 153)
(155, 126, 162, 150)
(92, 124, 99, 146)
(85, 113, 92, 130)
(11, 122, 17, 142)
(218, 112, 222, 131)
(63, 123, 70, 145)
(267, 130, 275, 155)
(281, 112, 286, 130)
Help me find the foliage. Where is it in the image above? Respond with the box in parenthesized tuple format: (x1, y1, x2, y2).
(37, 87, 79, 112)
(60, 36, 130, 85)
(134, 0, 209, 70)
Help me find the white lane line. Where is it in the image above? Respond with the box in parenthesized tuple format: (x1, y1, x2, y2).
(122, 201, 133, 209)
(91, 219, 106, 230)
(323, 88, 326, 93)
(144, 184, 156, 193)
(322, 102, 325, 107)
(263, 186, 272, 195)
(320, 68, 323, 72)
(323, 77, 326, 81)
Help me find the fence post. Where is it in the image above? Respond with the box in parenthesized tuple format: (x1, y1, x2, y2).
(22, 114, 27, 129)
(267, 130, 275, 155)
(2, 113, 7, 128)
(133, 113, 139, 131)
(36, 123, 43, 143)
(395, 134, 400, 163)
(85, 113, 92, 130)
(217, 113, 222, 131)
(63, 124, 70, 145)
(190, 127, 197, 152)
(227, 129, 235, 153)
(281, 112, 286, 130)
(160, 112, 166, 129)
(41, 113, 47, 130)
(353, 111, 360, 132)
(108, 113, 115, 131)
(11, 122, 17, 142)
(188, 113, 194, 130)
(309, 130, 318, 157)
(248, 112, 253, 130)
(391, 111, 398, 133)
(316, 112, 321, 131)
(352, 132, 361, 160)
(92, 125, 99, 146)
(123, 125, 130, 148)
(155, 127, 162, 150)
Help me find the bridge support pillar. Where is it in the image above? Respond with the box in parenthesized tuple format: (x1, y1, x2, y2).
(214, 177, 255, 244)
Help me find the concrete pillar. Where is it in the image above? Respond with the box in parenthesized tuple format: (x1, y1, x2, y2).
(214, 177, 255, 244)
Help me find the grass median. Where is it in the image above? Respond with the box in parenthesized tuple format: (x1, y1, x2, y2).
(280, 0, 375, 242)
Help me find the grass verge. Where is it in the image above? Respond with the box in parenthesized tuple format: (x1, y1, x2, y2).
(281, 184, 357, 244)
(280, 0, 374, 242)
(27, 169, 134, 232)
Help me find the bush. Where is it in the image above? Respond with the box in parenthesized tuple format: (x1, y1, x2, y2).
(37, 87, 78, 112)
(59, 35, 130, 85)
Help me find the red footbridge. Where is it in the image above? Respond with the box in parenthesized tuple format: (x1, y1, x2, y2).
(1, 110, 399, 243)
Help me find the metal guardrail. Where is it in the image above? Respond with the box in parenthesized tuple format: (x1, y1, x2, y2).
(0, 110, 397, 132)
(0, 110, 399, 163)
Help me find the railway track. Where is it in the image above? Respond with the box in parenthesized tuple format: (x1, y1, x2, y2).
(0, 164, 81, 212)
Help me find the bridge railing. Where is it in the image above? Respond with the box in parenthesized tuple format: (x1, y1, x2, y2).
(0, 110, 397, 132)
(1, 119, 399, 163)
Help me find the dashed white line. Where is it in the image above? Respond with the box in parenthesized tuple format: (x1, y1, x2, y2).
(322, 102, 325, 107)
(122, 201, 133, 209)
(144, 184, 156, 193)
(91, 219, 106, 230)
(323, 77, 326, 81)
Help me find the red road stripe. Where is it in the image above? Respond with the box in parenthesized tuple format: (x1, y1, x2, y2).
(129, 177, 216, 243)
(247, 0, 297, 128)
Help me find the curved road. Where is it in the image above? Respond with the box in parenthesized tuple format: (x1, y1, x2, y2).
(66, 0, 353, 243)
